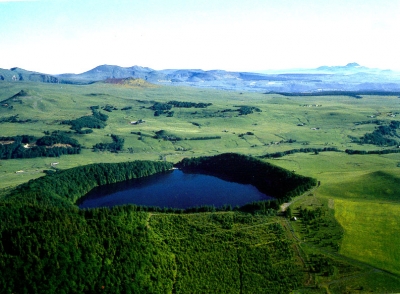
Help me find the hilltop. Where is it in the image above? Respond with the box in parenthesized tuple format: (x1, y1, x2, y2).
(0, 67, 59, 83)
(103, 77, 158, 88)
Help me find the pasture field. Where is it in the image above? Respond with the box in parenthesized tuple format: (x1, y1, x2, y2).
(336, 199, 400, 275)
(1, 80, 400, 291)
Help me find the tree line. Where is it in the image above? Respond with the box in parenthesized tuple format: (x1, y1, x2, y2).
(345, 148, 400, 155)
(0, 114, 36, 123)
(93, 134, 125, 153)
(0, 132, 81, 159)
(237, 106, 262, 115)
(260, 147, 339, 159)
(149, 101, 212, 116)
(61, 108, 108, 133)
(167, 100, 212, 108)
(349, 120, 400, 146)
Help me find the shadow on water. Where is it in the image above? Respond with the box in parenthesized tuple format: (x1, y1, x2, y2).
(78, 169, 273, 209)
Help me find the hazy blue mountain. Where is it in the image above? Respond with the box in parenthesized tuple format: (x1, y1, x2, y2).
(2, 63, 400, 93)
(0, 67, 60, 83)
(57, 65, 158, 83)
(316, 62, 367, 73)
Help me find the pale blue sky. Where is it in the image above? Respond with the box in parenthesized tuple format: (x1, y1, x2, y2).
(1, 0, 399, 74)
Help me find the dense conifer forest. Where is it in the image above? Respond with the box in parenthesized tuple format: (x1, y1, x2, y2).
(176, 153, 317, 203)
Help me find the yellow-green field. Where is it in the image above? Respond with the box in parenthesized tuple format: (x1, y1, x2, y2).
(336, 199, 400, 275)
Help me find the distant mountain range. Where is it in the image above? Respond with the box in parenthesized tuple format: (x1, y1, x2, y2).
(1, 63, 400, 93)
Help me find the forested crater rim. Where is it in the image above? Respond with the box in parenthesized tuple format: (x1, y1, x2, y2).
(4, 153, 317, 212)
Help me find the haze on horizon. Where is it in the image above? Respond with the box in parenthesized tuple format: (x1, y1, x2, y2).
(1, 0, 399, 75)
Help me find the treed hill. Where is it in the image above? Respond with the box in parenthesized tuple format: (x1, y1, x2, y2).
(0, 156, 310, 293)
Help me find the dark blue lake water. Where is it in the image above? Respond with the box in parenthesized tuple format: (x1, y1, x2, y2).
(78, 169, 272, 209)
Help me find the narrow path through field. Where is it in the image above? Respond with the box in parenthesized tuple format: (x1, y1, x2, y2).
(280, 185, 318, 212)
(280, 218, 312, 285)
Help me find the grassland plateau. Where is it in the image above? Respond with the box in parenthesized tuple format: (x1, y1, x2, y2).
(1, 78, 400, 293)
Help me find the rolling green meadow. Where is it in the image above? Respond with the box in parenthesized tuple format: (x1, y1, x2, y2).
(1, 79, 400, 292)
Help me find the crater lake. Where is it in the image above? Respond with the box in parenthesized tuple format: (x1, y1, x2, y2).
(78, 169, 272, 209)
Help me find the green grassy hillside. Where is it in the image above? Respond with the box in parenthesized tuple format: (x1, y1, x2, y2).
(268, 152, 400, 291)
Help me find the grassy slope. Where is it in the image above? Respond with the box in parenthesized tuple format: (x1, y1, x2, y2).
(336, 200, 400, 275)
(1, 80, 400, 290)
(323, 171, 400, 275)
(268, 152, 400, 290)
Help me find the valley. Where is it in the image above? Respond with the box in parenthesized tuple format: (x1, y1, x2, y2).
(1, 78, 400, 293)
